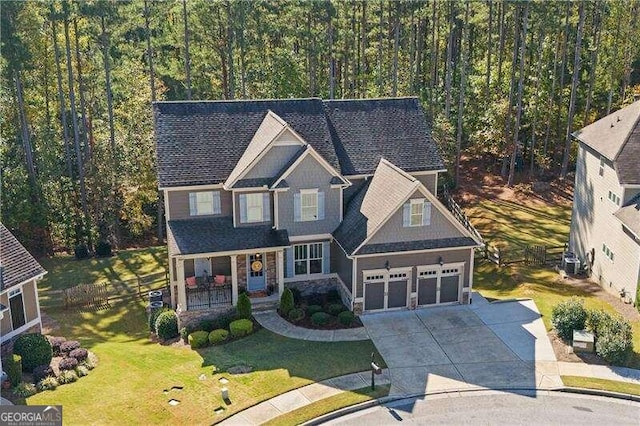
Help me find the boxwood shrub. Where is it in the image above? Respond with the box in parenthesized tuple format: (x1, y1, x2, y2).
(588, 310, 633, 365)
(13, 334, 53, 372)
(59, 357, 79, 371)
(337, 311, 355, 326)
(288, 308, 305, 323)
(327, 303, 346, 316)
(230, 319, 253, 338)
(306, 305, 323, 316)
(4, 354, 22, 386)
(188, 331, 210, 349)
(148, 307, 168, 331)
(155, 310, 179, 340)
(311, 312, 332, 326)
(551, 297, 587, 341)
(208, 329, 229, 345)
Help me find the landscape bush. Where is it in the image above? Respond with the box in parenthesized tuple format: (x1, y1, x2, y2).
(198, 319, 216, 332)
(289, 287, 302, 304)
(74, 244, 89, 260)
(59, 357, 79, 371)
(13, 334, 53, 372)
(288, 308, 305, 323)
(95, 241, 112, 257)
(236, 293, 252, 319)
(47, 336, 66, 356)
(37, 376, 59, 391)
(32, 364, 55, 383)
(337, 311, 355, 326)
(58, 370, 79, 384)
(230, 319, 253, 338)
(13, 382, 37, 397)
(75, 365, 90, 377)
(81, 352, 98, 370)
(69, 348, 88, 362)
(188, 331, 210, 349)
(212, 313, 235, 330)
(279, 288, 295, 316)
(4, 354, 22, 386)
(155, 310, 179, 340)
(180, 327, 190, 343)
(148, 307, 168, 331)
(551, 297, 587, 341)
(306, 305, 323, 316)
(208, 329, 229, 345)
(588, 310, 633, 365)
(59, 340, 80, 355)
(326, 289, 341, 303)
(327, 303, 346, 316)
(311, 312, 332, 326)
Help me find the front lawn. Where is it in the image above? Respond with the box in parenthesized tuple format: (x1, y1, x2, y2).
(562, 376, 640, 396)
(26, 300, 381, 424)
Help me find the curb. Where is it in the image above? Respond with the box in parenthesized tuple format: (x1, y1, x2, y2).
(303, 386, 640, 425)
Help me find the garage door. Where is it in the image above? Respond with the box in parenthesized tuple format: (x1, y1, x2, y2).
(416, 264, 463, 307)
(363, 269, 410, 312)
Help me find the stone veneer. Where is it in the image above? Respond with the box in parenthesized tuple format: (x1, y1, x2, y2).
(236, 252, 278, 292)
(285, 277, 352, 308)
(176, 306, 236, 331)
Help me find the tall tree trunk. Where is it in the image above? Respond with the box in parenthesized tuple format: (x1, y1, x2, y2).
(182, 0, 192, 100)
(225, 1, 235, 100)
(560, 1, 585, 178)
(543, 27, 562, 157)
(360, 1, 367, 96)
(73, 17, 91, 162)
(444, 3, 454, 119)
(607, 17, 622, 115)
(507, 3, 529, 186)
(51, 17, 74, 180)
(501, 4, 520, 178)
(328, 1, 335, 99)
(430, 1, 438, 116)
(486, 0, 493, 94)
(377, 1, 384, 95)
(583, 3, 601, 124)
(530, 29, 545, 175)
(14, 70, 39, 201)
(455, 2, 470, 186)
(391, 2, 400, 97)
(64, 13, 92, 250)
(497, 1, 505, 89)
(554, 3, 571, 155)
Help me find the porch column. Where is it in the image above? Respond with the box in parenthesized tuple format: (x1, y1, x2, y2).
(168, 256, 176, 308)
(277, 250, 285, 295)
(176, 258, 187, 311)
(231, 255, 238, 306)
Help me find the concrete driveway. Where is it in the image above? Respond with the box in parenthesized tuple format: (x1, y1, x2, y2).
(360, 293, 560, 396)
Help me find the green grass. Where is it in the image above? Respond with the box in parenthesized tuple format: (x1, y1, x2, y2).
(27, 300, 382, 425)
(562, 376, 640, 396)
(263, 385, 390, 426)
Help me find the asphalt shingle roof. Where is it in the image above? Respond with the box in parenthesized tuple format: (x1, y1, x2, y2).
(154, 97, 443, 188)
(358, 237, 478, 255)
(614, 194, 640, 238)
(0, 223, 46, 291)
(167, 217, 289, 255)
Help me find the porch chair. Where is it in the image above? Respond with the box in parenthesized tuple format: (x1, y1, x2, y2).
(213, 275, 226, 286)
(186, 276, 197, 289)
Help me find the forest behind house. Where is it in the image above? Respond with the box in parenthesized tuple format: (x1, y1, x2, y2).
(1, 0, 639, 255)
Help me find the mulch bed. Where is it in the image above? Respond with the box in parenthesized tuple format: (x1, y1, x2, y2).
(279, 310, 363, 330)
(548, 330, 606, 365)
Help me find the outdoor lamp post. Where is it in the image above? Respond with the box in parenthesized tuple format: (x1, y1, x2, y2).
(370, 352, 382, 390)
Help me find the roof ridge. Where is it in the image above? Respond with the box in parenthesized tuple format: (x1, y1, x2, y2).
(323, 96, 419, 102)
(614, 105, 640, 162)
(153, 97, 323, 105)
(378, 157, 418, 184)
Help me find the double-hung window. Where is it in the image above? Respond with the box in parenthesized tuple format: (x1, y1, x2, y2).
(410, 199, 424, 226)
(404, 198, 431, 227)
(301, 189, 318, 221)
(245, 193, 264, 223)
(189, 191, 221, 216)
(294, 243, 323, 275)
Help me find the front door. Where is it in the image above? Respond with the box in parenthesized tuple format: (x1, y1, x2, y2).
(247, 253, 266, 292)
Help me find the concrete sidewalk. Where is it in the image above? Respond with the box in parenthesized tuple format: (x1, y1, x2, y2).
(220, 370, 390, 425)
(254, 311, 370, 342)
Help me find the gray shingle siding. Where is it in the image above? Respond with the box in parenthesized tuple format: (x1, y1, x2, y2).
(277, 155, 341, 236)
(167, 189, 232, 220)
(331, 240, 353, 294)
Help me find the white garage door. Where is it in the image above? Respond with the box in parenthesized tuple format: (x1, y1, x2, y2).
(363, 268, 411, 312)
(416, 263, 464, 307)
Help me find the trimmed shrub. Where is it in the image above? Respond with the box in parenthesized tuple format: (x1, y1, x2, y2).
(95, 241, 112, 257)
(311, 312, 332, 326)
(307, 305, 323, 316)
(198, 319, 216, 332)
(60, 340, 80, 355)
(155, 310, 179, 340)
(37, 376, 59, 391)
(212, 313, 235, 330)
(586, 309, 612, 337)
(13, 334, 53, 372)
(69, 348, 88, 362)
(59, 357, 79, 371)
(327, 303, 346, 316)
(289, 287, 301, 304)
(148, 307, 167, 331)
(338, 311, 355, 326)
(229, 319, 253, 338)
(75, 365, 89, 377)
(13, 382, 37, 397)
(236, 293, 252, 320)
(47, 336, 67, 356)
(590, 311, 633, 365)
(279, 288, 295, 316)
(551, 298, 587, 341)
(326, 289, 341, 303)
(58, 370, 78, 384)
(180, 327, 190, 343)
(208, 329, 229, 345)
(5, 354, 22, 386)
(74, 244, 89, 260)
(288, 308, 305, 323)
(188, 331, 210, 349)
(32, 364, 55, 383)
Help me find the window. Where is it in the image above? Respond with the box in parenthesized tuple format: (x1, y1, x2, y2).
(404, 199, 431, 227)
(607, 191, 620, 206)
(410, 199, 423, 226)
(245, 193, 264, 223)
(189, 191, 221, 216)
(599, 156, 605, 177)
(8, 288, 25, 331)
(301, 189, 318, 221)
(602, 243, 614, 262)
(294, 243, 323, 275)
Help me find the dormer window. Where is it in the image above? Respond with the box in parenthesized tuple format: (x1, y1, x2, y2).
(403, 199, 431, 227)
(239, 193, 270, 223)
(294, 189, 325, 222)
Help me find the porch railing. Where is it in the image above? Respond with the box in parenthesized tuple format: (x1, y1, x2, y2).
(186, 284, 232, 310)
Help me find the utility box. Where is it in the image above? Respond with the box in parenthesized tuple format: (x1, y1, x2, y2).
(572, 330, 594, 353)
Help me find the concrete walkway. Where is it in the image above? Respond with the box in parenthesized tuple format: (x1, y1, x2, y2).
(1, 397, 12, 405)
(220, 370, 390, 425)
(254, 311, 370, 342)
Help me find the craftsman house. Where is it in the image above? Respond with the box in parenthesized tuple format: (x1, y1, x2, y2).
(569, 101, 640, 305)
(0, 223, 46, 347)
(153, 97, 482, 323)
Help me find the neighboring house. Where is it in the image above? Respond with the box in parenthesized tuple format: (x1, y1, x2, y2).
(0, 223, 46, 347)
(569, 101, 640, 304)
(154, 97, 482, 324)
